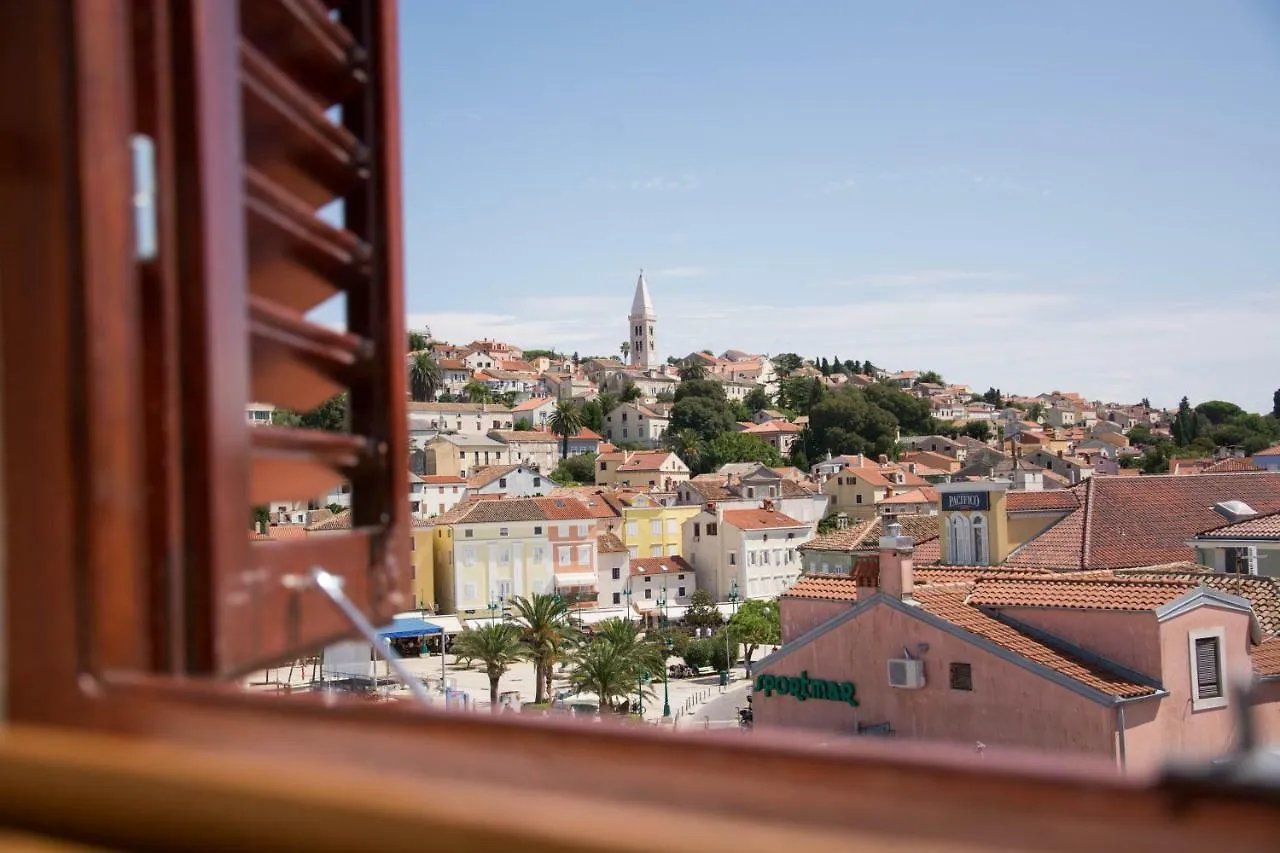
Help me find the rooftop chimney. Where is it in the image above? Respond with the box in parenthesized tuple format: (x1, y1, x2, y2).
(878, 454, 889, 465)
(878, 521, 914, 599)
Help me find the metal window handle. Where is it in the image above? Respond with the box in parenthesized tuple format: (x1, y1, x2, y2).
(295, 567, 434, 708)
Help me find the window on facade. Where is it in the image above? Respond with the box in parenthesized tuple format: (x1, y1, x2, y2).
(558, 547, 570, 565)
(534, 526, 542, 535)
(611, 567, 621, 580)
(650, 545, 662, 557)
(533, 477, 541, 487)
(694, 522, 701, 537)
(644, 588, 652, 599)
(707, 523, 718, 536)
(499, 527, 509, 537)
(499, 478, 507, 488)
(729, 552, 737, 565)
(464, 529, 475, 538)
(1191, 632, 1226, 709)
(464, 583, 478, 601)
(950, 663, 974, 691)
(612, 592, 621, 605)
(855, 494, 863, 504)
(650, 520, 661, 535)
(577, 545, 590, 563)
(678, 587, 686, 597)
(972, 514, 988, 566)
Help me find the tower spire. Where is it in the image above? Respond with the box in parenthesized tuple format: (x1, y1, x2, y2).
(628, 270, 656, 368)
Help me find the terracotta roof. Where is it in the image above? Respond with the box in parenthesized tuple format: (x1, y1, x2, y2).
(1006, 472, 1280, 570)
(1252, 442, 1280, 458)
(1202, 457, 1260, 473)
(1253, 639, 1280, 677)
(1170, 458, 1212, 475)
(878, 487, 938, 505)
(629, 555, 695, 577)
(597, 532, 629, 553)
(456, 498, 547, 524)
(532, 496, 595, 520)
(306, 510, 352, 532)
(966, 576, 1195, 611)
(799, 515, 941, 553)
(723, 508, 807, 530)
(1005, 490, 1080, 513)
(511, 397, 554, 411)
(1194, 509, 1280, 541)
(418, 474, 466, 485)
(683, 477, 734, 501)
(797, 518, 880, 552)
(912, 589, 1158, 698)
(617, 451, 679, 471)
(408, 402, 513, 414)
(1116, 568, 1280, 635)
(780, 479, 821, 497)
(913, 537, 942, 566)
(782, 574, 862, 601)
(489, 430, 557, 444)
(466, 464, 520, 489)
(913, 566, 1049, 586)
(434, 358, 467, 370)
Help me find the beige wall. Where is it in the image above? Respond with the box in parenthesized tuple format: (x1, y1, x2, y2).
(1006, 512, 1066, 551)
(754, 602, 1118, 758)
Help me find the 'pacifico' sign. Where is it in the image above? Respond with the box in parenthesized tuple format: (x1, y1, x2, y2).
(754, 671, 858, 707)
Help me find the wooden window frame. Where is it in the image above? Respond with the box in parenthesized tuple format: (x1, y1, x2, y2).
(3, 2, 1279, 850)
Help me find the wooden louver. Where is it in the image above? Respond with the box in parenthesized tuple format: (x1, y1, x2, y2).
(134, 0, 410, 677)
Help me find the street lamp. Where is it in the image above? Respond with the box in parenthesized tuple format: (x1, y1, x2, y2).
(662, 637, 673, 718)
(725, 577, 740, 680)
(656, 585, 671, 718)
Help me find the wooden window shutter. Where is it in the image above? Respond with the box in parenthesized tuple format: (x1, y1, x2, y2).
(1194, 637, 1221, 700)
(133, 0, 410, 676)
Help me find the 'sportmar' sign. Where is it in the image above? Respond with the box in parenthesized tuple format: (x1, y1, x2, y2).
(754, 671, 859, 707)
(941, 491, 990, 512)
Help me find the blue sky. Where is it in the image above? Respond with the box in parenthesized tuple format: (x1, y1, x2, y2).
(387, 0, 1280, 411)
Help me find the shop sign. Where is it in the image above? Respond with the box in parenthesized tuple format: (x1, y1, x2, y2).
(942, 491, 990, 512)
(753, 671, 858, 707)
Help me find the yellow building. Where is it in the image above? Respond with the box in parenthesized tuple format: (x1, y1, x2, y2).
(822, 463, 932, 522)
(431, 499, 555, 615)
(935, 481, 1012, 566)
(410, 518, 436, 611)
(613, 492, 699, 558)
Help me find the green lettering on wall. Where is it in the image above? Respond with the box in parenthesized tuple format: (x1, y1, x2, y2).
(754, 672, 858, 707)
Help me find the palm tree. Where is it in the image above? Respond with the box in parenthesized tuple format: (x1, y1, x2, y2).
(464, 379, 493, 403)
(619, 341, 631, 362)
(594, 617, 666, 677)
(409, 351, 441, 402)
(568, 635, 652, 713)
(448, 623, 528, 711)
(509, 593, 574, 704)
(677, 358, 707, 382)
(548, 400, 583, 461)
(407, 330, 431, 352)
(668, 428, 703, 472)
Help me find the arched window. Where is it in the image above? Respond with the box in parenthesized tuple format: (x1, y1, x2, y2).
(972, 514, 988, 566)
(948, 514, 973, 565)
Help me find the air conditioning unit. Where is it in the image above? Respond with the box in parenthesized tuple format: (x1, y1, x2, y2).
(887, 658, 925, 689)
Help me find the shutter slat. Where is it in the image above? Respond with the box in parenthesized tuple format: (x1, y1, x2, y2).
(249, 427, 368, 504)
(238, 0, 364, 106)
(245, 167, 370, 312)
(239, 38, 365, 209)
(248, 295, 367, 411)
(1194, 637, 1220, 699)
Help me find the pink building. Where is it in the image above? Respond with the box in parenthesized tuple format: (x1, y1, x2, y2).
(754, 527, 1280, 772)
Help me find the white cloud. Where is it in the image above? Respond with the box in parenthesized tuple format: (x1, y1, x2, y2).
(629, 175, 699, 192)
(861, 269, 1020, 288)
(648, 266, 708, 279)
(405, 286, 1280, 411)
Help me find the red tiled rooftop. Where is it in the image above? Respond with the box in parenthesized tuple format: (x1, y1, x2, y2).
(966, 576, 1196, 611)
(912, 589, 1157, 698)
(1253, 639, 1280, 677)
(722, 508, 807, 530)
(782, 575, 861, 601)
(1006, 472, 1280, 570)
(1005, 490, 1080, 513)
(1202, 457, 1260, 474)
(629, 555, 695, 576)
(1194, 509, 1280, 541)
(532, 496, 595, 521)
(597, 532, 629, 553)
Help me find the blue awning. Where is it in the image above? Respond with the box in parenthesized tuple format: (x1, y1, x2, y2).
(377, 617, 443, 639)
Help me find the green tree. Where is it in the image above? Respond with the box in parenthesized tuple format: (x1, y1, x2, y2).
(918, 370, 944, 385)
(551, 451, 597, 485)
(464, 380, 493, 403)
(743, 387, 773, 413)
(1139, 445, 1170, 474)
(727, 599, 780, 667)
(788, 441, 809, 472)
(808, 388, 899, 459)
(1196, 400, 1243, 426)
(681, 640, 712, 672)
(514, 418, 533, 431)
(522, 349, 561, 362)
(509, 593, 575, 704)
(982, 387, 1003, 408)
(578, 399, 604, 433)
(772, 353, 804, 377)
(704, 432, 783, 472)
(667, 428, 705, 473)
(414, 348, 445, 402)
(568, 633, 652, 713)
(670, 383, 736, 442)
(271, 393, 349, 432)
(684, 589, 723, 632)
(863, 381, 932, 434)
(593, 617, 666, 679)
(677, 358, 708, 381)
(448, 624, 529, 711)
(407, 331, 430, 352)
(252, 505, 270, 529)
(963, 421, 992, 441)
(619, 341, 631, 362)
(1026, 402, 1045, 422)
(548, 400, 584, 461)
(619, 381, 643, 403)
(707, 632, 739, 672)
(1274, 388, 1280, 420)
(497, 391, 519, 408)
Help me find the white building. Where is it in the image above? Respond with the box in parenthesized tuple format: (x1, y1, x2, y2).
(412, 474, 467, 518)
(408, 402, 515, 439)
(602, 401, 670, 447)
(683, 503, 813, 602)
(466, 463, 558, 498)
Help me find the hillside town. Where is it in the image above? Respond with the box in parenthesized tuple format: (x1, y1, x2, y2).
(250, 272, 1280, 767)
